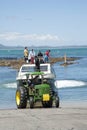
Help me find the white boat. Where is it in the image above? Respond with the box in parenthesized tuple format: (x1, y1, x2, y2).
(16, 63, 56, 80)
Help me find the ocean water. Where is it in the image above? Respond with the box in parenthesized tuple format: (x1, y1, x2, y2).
(0, 47, 87, 109)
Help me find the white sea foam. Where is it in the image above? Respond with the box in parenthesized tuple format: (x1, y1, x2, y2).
(2, 80, 86, 89)
(55, 80, 86, 88)
(3, 82, 17, 88)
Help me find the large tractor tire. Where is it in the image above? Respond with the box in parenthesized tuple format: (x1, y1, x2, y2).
(15, 86, 28, 109)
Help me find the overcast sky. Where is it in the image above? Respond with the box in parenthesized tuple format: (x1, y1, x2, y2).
(0, 0, 87, 46)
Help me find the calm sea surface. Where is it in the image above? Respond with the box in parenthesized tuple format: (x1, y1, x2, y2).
(0, 47, 87, 109)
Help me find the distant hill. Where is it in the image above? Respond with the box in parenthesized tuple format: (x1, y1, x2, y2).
(0, 44, 5, 48)
(0, 44, 87, 49)
(0, 44, 56, 49)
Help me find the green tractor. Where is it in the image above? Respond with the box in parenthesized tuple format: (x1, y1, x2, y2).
(15, 71, 59, 109)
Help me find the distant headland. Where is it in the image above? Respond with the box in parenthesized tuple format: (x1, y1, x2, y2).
(0, 44, 87, 49)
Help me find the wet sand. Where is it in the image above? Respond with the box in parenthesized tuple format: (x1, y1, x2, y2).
(0, 102, 87, 130)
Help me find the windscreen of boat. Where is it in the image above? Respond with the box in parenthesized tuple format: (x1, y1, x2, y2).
(40, 65, 48, 71)
(21, 65, 48, 72)
(21, 66, 35, 72)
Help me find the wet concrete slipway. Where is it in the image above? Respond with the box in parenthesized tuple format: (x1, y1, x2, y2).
(0, 103, 87, 130)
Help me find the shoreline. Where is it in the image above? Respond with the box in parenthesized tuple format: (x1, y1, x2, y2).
(1, 99, 87, 109)
(1, 100, 87, 110)
(0, 57, 80, 69)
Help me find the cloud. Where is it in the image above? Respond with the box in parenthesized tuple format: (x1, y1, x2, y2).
(0, 32, 21, 40)
(0, 32, 62, 42)
(22, 34, 61, 41)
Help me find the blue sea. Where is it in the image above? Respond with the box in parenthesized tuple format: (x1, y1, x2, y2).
(0, 46, 87, 109)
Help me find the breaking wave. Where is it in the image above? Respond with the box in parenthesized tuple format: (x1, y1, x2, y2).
(1, 80, 87, 89)
(55, 80, 86, 88)
(3, 82, 17, 88)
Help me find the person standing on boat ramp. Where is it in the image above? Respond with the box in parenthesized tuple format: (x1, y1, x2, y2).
(24, 47, 29, 62)
(28, 49, 35, 64)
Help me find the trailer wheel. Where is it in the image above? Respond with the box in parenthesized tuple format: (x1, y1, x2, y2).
(49, 99, 53, 108)
(55, 96, 59, 108)
(15, 87, 27, 109)
(42, 100, 52, 108)
(29, 97, 34, 108)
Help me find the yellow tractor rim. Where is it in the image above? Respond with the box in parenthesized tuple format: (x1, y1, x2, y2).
(16, 91, 21, 105)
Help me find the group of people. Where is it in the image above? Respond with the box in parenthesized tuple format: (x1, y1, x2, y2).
(24, 47, 35, 63)
(24, 47, 50, 64)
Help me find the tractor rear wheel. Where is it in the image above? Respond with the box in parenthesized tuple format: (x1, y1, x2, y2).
(15, 87, 28, 109)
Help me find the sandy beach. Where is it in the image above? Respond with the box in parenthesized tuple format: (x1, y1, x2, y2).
(0, 102, 87, 130)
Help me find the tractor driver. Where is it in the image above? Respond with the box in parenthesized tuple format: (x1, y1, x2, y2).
(28, 75, 39, 88)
